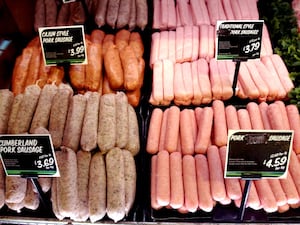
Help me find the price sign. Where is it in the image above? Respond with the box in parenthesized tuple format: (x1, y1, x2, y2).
(225, 130, 293, 178)
(39, 25, 87, 65)
(0, 134, 59, 177)
(215, 20, 263, 60)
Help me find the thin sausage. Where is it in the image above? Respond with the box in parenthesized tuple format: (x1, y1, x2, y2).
(164, 106, 180, 153)
(212, 100, 227, 147)
(156, 150, 170, 207)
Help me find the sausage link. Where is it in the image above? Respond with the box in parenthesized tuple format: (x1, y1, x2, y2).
(0, 89, 14, 134)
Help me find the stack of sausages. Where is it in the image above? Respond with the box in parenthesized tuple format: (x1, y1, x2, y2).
(0, 86, 140, 222)
(147, 100, 300, 213)
(11, 29, 145, 107)
(34, 0, 148, 31)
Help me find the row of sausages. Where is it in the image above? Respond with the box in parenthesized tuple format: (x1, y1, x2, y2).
(11, 29, 145, 107)
(0, 85, 140, 155)
(146, 100, 300, 155)
(149, 54, 294, 106)
(152, 0, 260, 29)
(34, 0, 148, 31)
(151, 146, 300, 214)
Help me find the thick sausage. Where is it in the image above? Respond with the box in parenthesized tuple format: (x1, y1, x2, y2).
(25, 46, 42, 87)
(104, 44, 124, 90)
(156, 150, 170, 207)
(146, 108, 163, 154)
(182, 155, 199, 212)
(106, 0, 120, 28)
(125, 104, 140, 156)
(169, 152, 184, 209)
(151, 155, 161, 210)
(62, 94, 87, 152)
(10, 85, 41, 134)
(81, 92, 100, 152)
(30, 84, 58, 134)
(56, 147, 78, 218)
(89, 151, 106, 223)
(180, 109, 194, 155)
(48, 84, 73, 149)
(164, 106, 180, 153)
(116, 92, 129, 149)
(195, 154, 214, 212)
(116, 0, 132, 29)
(0, 89, 14, 134)
(123, 150, 136, 215)
(97, 93, 116, 153)
(106, 147, 126, 222)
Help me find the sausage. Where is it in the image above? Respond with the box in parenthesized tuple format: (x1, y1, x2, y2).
(258, 101, 271, 130)
(81, 92, 100, 152)
(267, 103, 284, 130)
(207, 145, 226, 202)
(156, 150, 170, 207)
(136, 0, 148, 30)
(5, 176, 27, 203)
(225, 105, 240, 130)
(177, 0, 193, 26)
(151, 155, 161, 210)
(29, 84, 58, 134)
(85, 42, 103, 92)
(190, 0, 205, 25)
(37, 53, 50, 88)
(129, 32, 144, 59)
(45, 0, 57, 27)
(104, 44, 124, 90)
(123, 150, 136, 215)
(102, 34, 115, 56)
(128, 0, 136, 30)
(182, 26, 193, 62)
(162, 59, 174, 102)
(74, 150, 91, 222)
(115, 92, 129, 149)
(168, 31, 176, 63)
(254, 179, 278, 212)
(115, 29, 130, 51)
(209, 58, 223, 100)
(286, 104, 300, 153)
(117, 0, 132, 29)
(126, 88, 141, 107)
(106, 0, 120, 28)
(56, 2, 71, 26)
(274, 100, 290, 129)
(11, 48, 33, 96)
(198, 24, 209, 59)
(7, 94, 23, 134)
(191, 26, 199, 61)
(102, 74, 116, 95)
(158, 108, 169, 152)
(237, 108, 252, 129)
(34, 0, 45, 31)
(106, 147, 126, 222)
(267, 179, 287, 206)
(238, 63, 260, 99)
(195, 154, 214, 212)
(180, 109, 195, 155)
(207, 24, 216, 60)
(56, 147, 78, 218)
(182, 62, 194, 103)
(212, 100, 227, 147)
(48, 84, 73, 149)
(69, 1, 86, 25)
(94, 0, 109, 27)
(51, 178, 65, 220)
(62, 94, 87, 152)
(24, 180, 40, 210)
(197, 58, 212, 104)
(10, 85, 41, 134)
(217, 60, 233, 100)
(125, 104, 140, 156)
(69, 65, 86, 92)
(47, 66, 65, 86)
(169, 152, 184, 209)
(25, 46, 42, 87)
(247, 102, 264, 129)
(120, 45, 140, 91)
(195, 106, 214, 154)
(88, 151, 106, 223)
(152, 60, 164, 104)
(0, 89, 14, 134)
(175, 26, 184, 63)
(219, 146, 242, 200)
(150, 32, 160, 68)
(191, 61, 202, 105)
(182, 155, 199, 212)
(164, 106, 180, 153)
(97, 93, 116, 153)
(146, 108, 163, 154)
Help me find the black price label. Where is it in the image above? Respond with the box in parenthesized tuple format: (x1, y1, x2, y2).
(225, 130, 293, 178)
(216, 20, 263, 60)
(39, 25, 87, 65)
(0, 134, 59, 177)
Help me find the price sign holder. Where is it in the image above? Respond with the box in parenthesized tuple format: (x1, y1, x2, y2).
(215, 20, 264, 97)
(225, 130, 294, 221)
(0, 134, 59, 211)
(39, 25, 87, 66)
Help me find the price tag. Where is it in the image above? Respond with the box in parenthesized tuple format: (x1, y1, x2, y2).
(0, 134, 59, 177)
(225, 130, 293, 179)
(62, 0, 77, 3)
(215, 20, 263, 60)
(39, 25, 87, 65)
